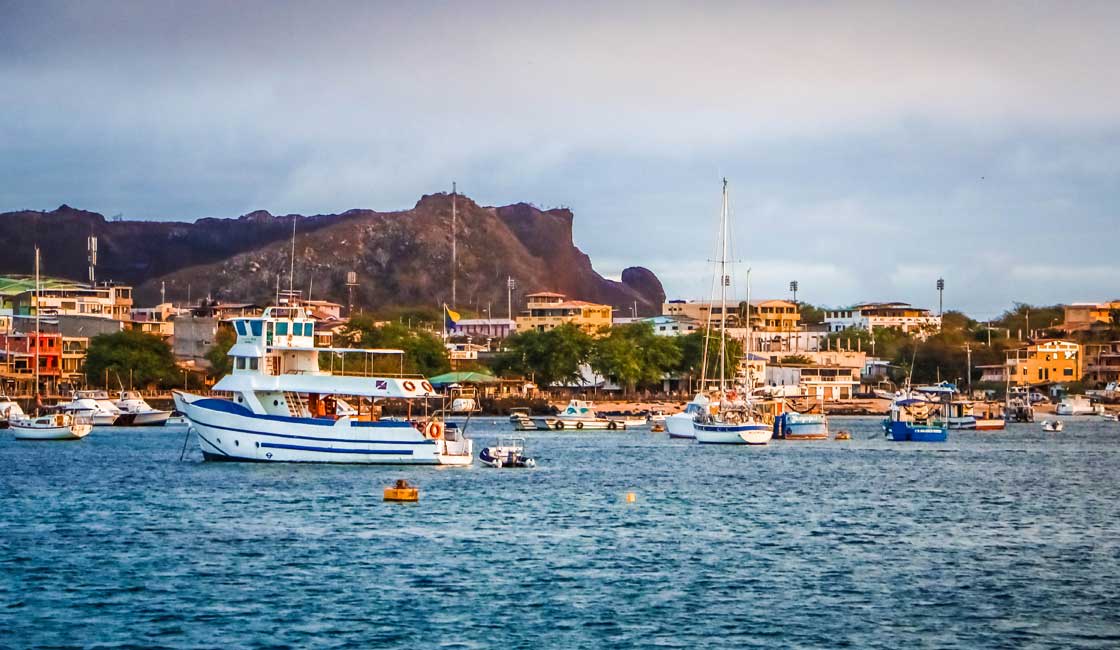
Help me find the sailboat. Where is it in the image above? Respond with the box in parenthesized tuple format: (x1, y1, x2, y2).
(693, 179, 772, 446)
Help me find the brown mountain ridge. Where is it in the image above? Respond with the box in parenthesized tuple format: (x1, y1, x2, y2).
(0, 194, 665, 317)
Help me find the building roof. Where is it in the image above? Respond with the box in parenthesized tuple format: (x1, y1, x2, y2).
(427, 371, 500, 386)
(0, 275, 96, 297)
(525, 291, 567, 298)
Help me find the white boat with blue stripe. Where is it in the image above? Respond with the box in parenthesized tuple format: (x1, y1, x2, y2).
(173, 306, 472, 465)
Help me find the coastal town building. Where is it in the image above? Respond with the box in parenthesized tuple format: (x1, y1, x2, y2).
(453, 318, 516, 339)
(0, 331, 63, 395)
(662, 299, 800, 331)
(0, 276, 133, 320)
(642, 315, 701, 337)
(515, 292, 613, 335)
(1005, 340, 1082, 386)
(1084, 341, 1120, 386)
(1062, 301, 1120, 331)
(763, 363, 861, 400)
(824, 302, 941, 336)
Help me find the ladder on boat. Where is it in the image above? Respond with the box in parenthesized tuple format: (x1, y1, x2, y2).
(283, 392, 307, 418)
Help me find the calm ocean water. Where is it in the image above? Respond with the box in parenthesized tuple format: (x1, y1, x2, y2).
(3, 416, 1120, 649)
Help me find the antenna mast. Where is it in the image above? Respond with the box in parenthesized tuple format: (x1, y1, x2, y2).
(34, 247, 41, 402)
(289, 217, 297, 299)
(451, 182, 457, 309)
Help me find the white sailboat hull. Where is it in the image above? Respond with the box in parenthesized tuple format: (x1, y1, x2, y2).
(665, 413, 696, 439)
(694, 422, 772, 445)
(177, 394, 472, 464)
(12, 422, 92, 440)
(128, 410, 171, 426)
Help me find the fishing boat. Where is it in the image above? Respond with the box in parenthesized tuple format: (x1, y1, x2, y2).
(11, 412, 92, 440)
(0, 395, 26, 429)
(58, 390, 133, 426)
(172, 305, 472, 464)
(692, 179, 772, 446)
(532, 400, 623, 430)
(665, 393, 708, 439)
(773, 410, 829, 440)
(1041, 419, 1064, 432)
(937, 400, 977, 430)
(115, 391, 171, 426)
(883, 393, 948, 442)
(1056, 395, 1101, 416)
(479, 436, 536, 468)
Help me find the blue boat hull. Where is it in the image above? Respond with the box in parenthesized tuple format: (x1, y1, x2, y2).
(886, 420, 947, 442)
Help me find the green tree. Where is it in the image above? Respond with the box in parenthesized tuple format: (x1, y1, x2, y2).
(205, 327, 236, 378)
(491, 323, 594, 387)
(799, 304, 827, 325)
(993, 303, 1064, 339)
(674, 331, 743, 384)
(338, 316, 451, 377)
(590, 323, 681, 394)
(779, 354, 814, 365)
(85, 330, 181, 389)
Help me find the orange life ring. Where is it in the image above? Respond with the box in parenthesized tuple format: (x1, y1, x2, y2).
(421, 381, 434, 393)
(425, 421, 444, 439)
(402, 380, 417, 392)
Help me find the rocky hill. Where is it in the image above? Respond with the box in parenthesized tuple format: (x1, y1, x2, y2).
(0, 194, 665, 316)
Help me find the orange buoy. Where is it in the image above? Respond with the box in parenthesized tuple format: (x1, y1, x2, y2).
(384, 479, 419, 502)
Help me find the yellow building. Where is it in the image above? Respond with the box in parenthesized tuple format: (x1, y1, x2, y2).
(662, 299, 799, 331)
(1006, 340, 1082, 385)
(1063, 301, 1120, 331)
(515, 292, 613, 335)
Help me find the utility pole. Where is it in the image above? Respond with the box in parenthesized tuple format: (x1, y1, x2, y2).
(506, 276, 515, 321)
(451, 182, 457, 309)
(964, 343, 972, 396)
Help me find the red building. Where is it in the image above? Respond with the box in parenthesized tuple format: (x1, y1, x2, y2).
(0, 332, 62, 395)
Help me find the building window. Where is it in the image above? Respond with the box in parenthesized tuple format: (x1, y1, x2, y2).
(1063, 368, 1073, 376)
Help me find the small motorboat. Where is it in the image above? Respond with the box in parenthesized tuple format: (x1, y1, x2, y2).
(834, 430, 852, 440)
(11, 413, 93, 440)
(647, 410, 668, 424)
(650, 423, 665, 433)
(479, 437, 536, 468)
(508, 407, 531, 423)
(1041, 420, 1064, 432)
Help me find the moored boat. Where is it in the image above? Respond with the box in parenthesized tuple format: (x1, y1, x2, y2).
(173, 306, 472, 465)
(665, 393, 708, 439)
(0, 394, 26, 429)
(479, 436, 536, 468)
(58, 390, 133, 426)
(1056, 395, 1102, 416)
(531, 400, 623, 430)
(774, 410, 829, 440)
(1041, 419, 1064, 432)
(11, 412, 92, 440)
(883, 394, 947, 442)
(115, 391, 171, 426)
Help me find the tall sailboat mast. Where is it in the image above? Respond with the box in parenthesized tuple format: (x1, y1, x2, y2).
(34, 246, 40, 403)
(717, 178, 729, 398)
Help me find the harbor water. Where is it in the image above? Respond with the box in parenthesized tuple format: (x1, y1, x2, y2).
(3, 417, 1120, 648)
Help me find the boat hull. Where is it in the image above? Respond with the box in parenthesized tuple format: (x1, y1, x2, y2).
(532, 417, 618, 430)
(886, 420, 947, 442)
(178, 395, 472, 465)
(664, 413, 696, 439)
(774, 413, 829, 440)
(126, 410, 171, 426)
(973, 418, 1006, 431)
(694, 422, 772, 445)
(12, 423, 92, 440)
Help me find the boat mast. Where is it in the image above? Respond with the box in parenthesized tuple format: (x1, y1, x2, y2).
(717, 178, 729, 400)
(451, 182, 457, 309)
(288, 217, 296, 301)
(34, 246, 40, 405)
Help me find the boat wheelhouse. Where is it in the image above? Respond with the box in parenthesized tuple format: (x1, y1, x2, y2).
(173, 306, 472, 464)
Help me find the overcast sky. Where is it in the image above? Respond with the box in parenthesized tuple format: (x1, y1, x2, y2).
(2, 1, 1117, 318)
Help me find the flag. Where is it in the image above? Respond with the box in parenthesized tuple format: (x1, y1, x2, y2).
(444, 304, 461, 331)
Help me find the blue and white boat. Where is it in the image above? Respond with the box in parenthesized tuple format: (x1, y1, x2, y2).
(883, 395, 947, 442)
(773, 410, 829, 440)
(173, 306, 473, 464)
(694, 408, 773, 445)
(665, 393, 708, 439)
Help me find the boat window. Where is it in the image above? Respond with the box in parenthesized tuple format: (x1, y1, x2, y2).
(305, 323, 314, 337)
(250, 320, 263, 337)
(235, 320, 247, 336)
(276, 322, 289, 336)
(235, 357, 246, 370)
(249, 358, 259, 370)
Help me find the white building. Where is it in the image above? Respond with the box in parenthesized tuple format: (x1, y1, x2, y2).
(824, 302, 941, 335)
(641, 315, 702, 337)
(763, 364, 861, 400)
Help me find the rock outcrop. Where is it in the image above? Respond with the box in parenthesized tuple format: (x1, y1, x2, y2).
(0, 194, 665, 316)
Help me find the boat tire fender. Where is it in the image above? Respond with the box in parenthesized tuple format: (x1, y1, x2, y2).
(607, 421, 617, 430)
(576, 421, 584, 430)
(555, 421, 565, 430)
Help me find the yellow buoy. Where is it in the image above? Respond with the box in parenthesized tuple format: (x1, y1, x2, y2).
(626, 492, 636, 503)
(384, 479, 419, 502)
